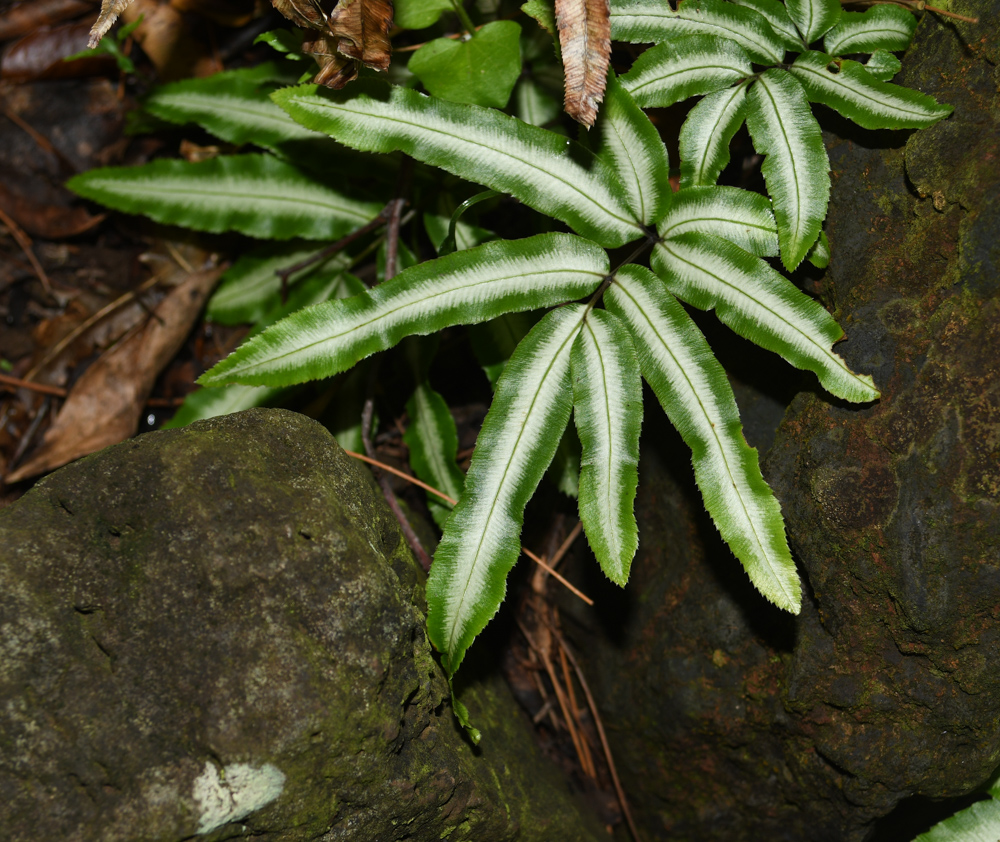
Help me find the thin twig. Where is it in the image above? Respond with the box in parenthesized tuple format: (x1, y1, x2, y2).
(275, 211, 392, 297)
(275, 192, 413, 301)
(342, 449, 594, 604)
(345, 449, 457, 502)
(549, 622, 644, 842)
(23, 272, 164, 384)
(2, 106, 78, 175)
(360, 378, 434, 573)
(6, 398, 50, 475)
(523, 546, 594, 605)
(517, 618, 590, 776)
(0, 373, 66, 398)
(559, 642, 596, 778)
(550, 520, 584, 570)
(383, 198, 406, 283)
(357, 187, 434, 569)
(0, 206, 52, 294)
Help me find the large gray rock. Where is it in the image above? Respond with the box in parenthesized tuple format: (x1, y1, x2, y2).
(0, 408, 605, 842)
(560, 3, 1000, 840)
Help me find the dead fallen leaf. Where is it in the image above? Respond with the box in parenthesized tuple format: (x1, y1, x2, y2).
(0, 0, 98, 42)
(120, 0, 221, 79)
(87, 0, 133, 46)
(1, 23, 115, 83)
(326, 0, 391, 71)
(556, 0, 610, 127)
(301, 34, 359, 89)
(270, 0, 328, 31)
(5, 261, 223, 483)
(0, 182, 105, 239)
(272, 0, 391, 87)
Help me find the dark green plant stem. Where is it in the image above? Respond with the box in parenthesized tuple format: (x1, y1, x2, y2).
(359, 164, 432, 572)
(587, 233, 658, 311)
(275, 201, 401, 301)
(450, 0, 478, 37)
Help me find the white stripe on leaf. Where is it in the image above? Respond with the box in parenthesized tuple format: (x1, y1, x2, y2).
(789, 52, 953, 130)
(823, 6, 916, 56)
(427, 305, 586, 675)
(658, 185, 777, 257)
(785, 0, 841, 45)
(621, 35, 752, 109)
(273, 81, 644, 248)
(200, 234, 607, 387)
(605, 265, 801, 613)
(66, 154, 383, 241)
(609, 0, 785, 64)
(572, 308, 642, 585)
(729, 0, 802, 51)
(652, 231, 879, 403)
(745, 70, 829, 272)
(678, 85, 748, 189)
(595, 74, 673, 226)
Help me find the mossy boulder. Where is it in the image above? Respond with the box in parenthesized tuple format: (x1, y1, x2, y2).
(0, 408, 605, 842)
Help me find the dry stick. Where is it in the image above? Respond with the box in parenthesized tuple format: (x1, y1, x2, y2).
(516, 618, 590, 776)
(359, 182, 436, 571)
(549, 622, 644, 842)
(346, 448, 457, 502)
(23, 272, 164, 384)
(382, 198, 406, 282)
(343, 449, 594, 604)
(559, 642, 597, 779)
(275, 210, 392, 298)
(360, 386, 434, 572)
(550, 520, 584, 570)
(0, 206, 52, 294)
(517, 547, 592, 605)
(2, 106, 78, 175)
(0, 373, 66, 398)
(7, 397, 50, 474)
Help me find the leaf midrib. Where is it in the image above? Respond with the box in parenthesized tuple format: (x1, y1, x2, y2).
(626, 59, 748, 96)
(153, 94, 310, 134)
(91, 176, 373, 219)
(660, 236, 861, 383)
(660, 214, 774, 243)
(756, 75, 807, 252)
(675, 15, 782, 63)
(583, 319, 624, 562)
(446, 317, 582, 657)
(607, 118, 648, 222)
(614, 280, 787, 596)
(297, 95, 642, 234)
(223, 266, 602, 376)
(794, 59, 942, 119)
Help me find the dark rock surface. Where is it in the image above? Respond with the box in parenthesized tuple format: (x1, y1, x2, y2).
(0, 408, 606, 842)
(561, 3, 1000, 840)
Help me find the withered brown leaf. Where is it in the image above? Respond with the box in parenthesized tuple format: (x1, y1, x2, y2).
(272, 0, 392, 87)
(5, 262, 223, 484)
(556, 0, 610, 127)
(271, 0, 329, 32)
(301, 34, 360, 89)
(87, 0, 133, 47)
(326, 0, 391, 72)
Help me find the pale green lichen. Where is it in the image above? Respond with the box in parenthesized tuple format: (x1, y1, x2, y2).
(193, 761, 286, 835)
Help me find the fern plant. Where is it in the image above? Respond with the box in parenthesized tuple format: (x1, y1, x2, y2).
(911, 773, 1000, 841)
(69, 0, 951, 738)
